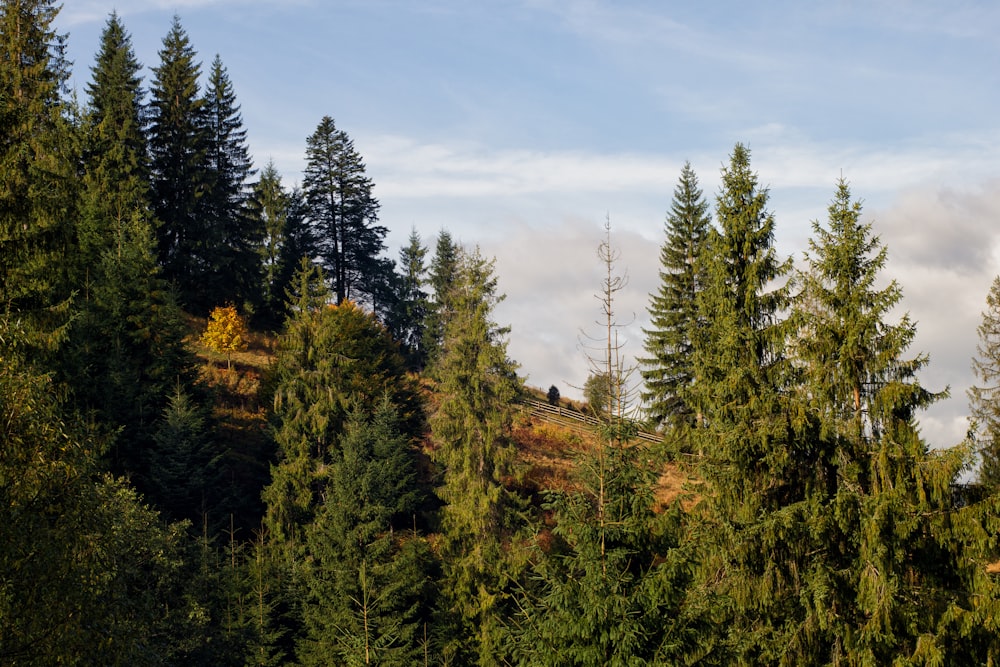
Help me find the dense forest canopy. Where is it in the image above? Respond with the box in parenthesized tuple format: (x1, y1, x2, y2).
(4, 3, 1000, 665)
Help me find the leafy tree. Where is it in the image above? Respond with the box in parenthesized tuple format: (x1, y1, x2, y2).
(148, 15, 210, 308)
(302, 115, 387, 306)
(202, 303, 250, 370)
(429, 246, 524, 664)
(640, 161, 711, 430)
(0, 321, 210, 665)
(298, 399, 431, 666)
(970, 275, 1000, 489)
(546, 384, 560, 405)
(0, 0, 76, 352)
(200, 54, 259, 312)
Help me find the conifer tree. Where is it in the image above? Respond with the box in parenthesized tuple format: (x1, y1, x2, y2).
(263, 274, 420, 561)
(78, 10, 149, 267)
(640, 161, 711, 430)
(505, 220, 693, 665)
(970, 275, 1000, 490)
(200, 54, 259, 312)
(429, 246, 523, 664)
(0, 0, 76, 351)
(298, 399, 431, 666)
(786, 178, 998, 664)
(682, 143, 804, 661)
(390, 227, 430, 368)
(148, 15, 210, 307)
(250, 160, 293, 325)
(302, 115, 387, 306)
(422, 228, 460, 363)
(74, 11, 194, 482)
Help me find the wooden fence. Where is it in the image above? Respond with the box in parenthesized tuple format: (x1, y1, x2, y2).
(517, 397, 661, 444)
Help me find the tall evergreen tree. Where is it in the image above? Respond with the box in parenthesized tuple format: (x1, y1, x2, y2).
(0, 0, 76, 352)
(682, 143, 803, 662)
(250, 160, 293, 326)
(263, 280, 421, 561)
(302, 115, 387, 306)
(970, 275, 1000, 490)
(200, 54, 259, 312)
(429, 247, 523, 665)
(422, 228, 460, 364)
(78, 10, 149, 265)
(73, 11, 194, 482)
(298, 399, 431, 666)
(786, 179, 997, 664)
(505, 221, 694, 665)
(640, 161, 711, 430)
(389, 227, 430, 368)
(148, 15, 209, 308)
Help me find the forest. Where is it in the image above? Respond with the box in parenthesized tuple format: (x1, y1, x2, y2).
(5, 2, 1000, 665)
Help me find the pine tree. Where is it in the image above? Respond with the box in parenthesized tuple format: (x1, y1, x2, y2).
(298, 399, 431, 666)
(148, 15, 210, 308)
(970, 275, 1000, 489)
(302, 115, 387, 306)
(146, 385, 210, 523)
(640, 161, 711, 430)
(78, 10, 149, 268)
(200, 54, 259, 312)
(0, 0, 76, 351)
(504, 221, 693, 665)
(429, 246, 523, 665)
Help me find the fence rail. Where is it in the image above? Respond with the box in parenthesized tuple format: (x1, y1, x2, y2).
(517, 398, 661, 444)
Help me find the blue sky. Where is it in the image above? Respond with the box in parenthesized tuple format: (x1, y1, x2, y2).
(60, 1, 1000, 450)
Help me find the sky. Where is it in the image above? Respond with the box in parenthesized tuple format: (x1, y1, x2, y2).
(58, 0, 1000, 452)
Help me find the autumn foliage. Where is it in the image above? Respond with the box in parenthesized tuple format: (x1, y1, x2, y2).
(201, 305, 249, 369)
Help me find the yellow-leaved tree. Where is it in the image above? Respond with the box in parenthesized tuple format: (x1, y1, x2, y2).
(202, 305, 249, 370)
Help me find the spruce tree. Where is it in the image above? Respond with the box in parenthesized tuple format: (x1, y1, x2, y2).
(74, 11, 194, 482)
(302, 115, 387, 306)
(298, 399, 431, 666)
(787, 178, 998, 664)
(0, 0, 76, 351)
(505, 221, 693, 665)
(682, 143, 804, 662)
(250, 160, 292, 326)
(262, 274, 421, 561)
(640, 161, 711, 430)
(148, 15, 210, 308)
(390, 227, 430, 369)
(970, 275, 1000, 490)
(200, 54, 259, 312)
(429, 246, 523, 665)
(422, 228, 460, 364)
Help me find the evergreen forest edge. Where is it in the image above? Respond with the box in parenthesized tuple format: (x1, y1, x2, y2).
(5, 4, 1000, 665)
